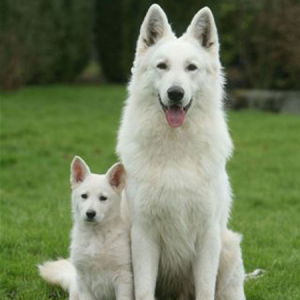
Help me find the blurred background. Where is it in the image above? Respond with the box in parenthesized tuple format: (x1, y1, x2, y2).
(1, 0, 299, 92)
(0, 1, 300, 299)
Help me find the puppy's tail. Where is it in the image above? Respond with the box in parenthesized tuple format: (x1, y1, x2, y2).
(38, 259, 76, 291)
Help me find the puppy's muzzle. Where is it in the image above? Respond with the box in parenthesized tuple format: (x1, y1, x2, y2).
(86, 210, 96, 221)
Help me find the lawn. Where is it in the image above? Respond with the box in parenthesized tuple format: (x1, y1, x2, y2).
(0, 85, 299, 300)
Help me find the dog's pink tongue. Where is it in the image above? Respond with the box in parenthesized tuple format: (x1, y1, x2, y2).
(165, 107, 186, 128)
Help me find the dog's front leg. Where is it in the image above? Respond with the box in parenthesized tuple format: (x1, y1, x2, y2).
(116, 270, 134, 300)
(131, 223, 159, 300)
(193, 225, 221, 300)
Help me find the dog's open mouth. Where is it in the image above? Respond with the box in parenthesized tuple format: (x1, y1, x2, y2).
(159, 96, 192, 128)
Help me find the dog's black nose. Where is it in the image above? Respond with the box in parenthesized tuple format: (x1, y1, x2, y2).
(86, 210, 96, 219)
(167, 86, 184, 103)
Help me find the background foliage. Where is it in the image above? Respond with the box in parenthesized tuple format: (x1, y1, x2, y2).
(0, 0, 92, 90)
(1, 0, 299, 90)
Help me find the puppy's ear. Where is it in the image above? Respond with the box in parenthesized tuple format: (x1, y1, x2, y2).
(136, 4, 173, 56)
(70, 156, 91, 187)
(106, 163, 126, 194)
(186, 7, 219, 53)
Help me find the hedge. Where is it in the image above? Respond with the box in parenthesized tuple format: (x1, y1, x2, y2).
(0, 0, 92, 90)
(1, 0, 299, 90)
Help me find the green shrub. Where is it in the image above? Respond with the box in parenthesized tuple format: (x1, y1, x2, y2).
(94, 0, 126, 82)
(219, 0, 300, 90)
(0, 0, 92, 90)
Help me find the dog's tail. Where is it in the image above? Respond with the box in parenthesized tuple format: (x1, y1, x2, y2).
(38, 259, 76, 291)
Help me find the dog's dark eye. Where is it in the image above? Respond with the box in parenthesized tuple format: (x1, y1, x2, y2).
(156, 62, 167, 70)
(187, 64, 198, 71)
(81, 193, 88, 199)
(99, 195, 107, 201)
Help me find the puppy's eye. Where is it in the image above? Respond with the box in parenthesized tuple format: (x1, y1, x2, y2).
(156, 62, 167, 70)
(99, 195, 107, 201)
(81, 193, 88, 199)
(187, 64, 198, 71)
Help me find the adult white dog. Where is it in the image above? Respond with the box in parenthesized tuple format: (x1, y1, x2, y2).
(117, 4, 246, 300)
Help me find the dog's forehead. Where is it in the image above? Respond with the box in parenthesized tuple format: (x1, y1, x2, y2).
(78, 174, 110, 193)
(154, 38, 202, 62)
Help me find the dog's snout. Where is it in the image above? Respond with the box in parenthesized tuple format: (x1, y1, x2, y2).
(167, 86, 184, 103)
(86, 210, 96, 219)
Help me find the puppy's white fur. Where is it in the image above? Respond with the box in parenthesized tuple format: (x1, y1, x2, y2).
(39, 157, 133, 300)
(117, 4, 245, 300)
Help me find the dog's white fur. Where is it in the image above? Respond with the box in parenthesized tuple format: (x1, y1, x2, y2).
(117, 5, 245, 300)
(39, 157, 133, 300)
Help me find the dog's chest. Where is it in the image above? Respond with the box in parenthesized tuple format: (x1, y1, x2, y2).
(73, 232, 127, 269)
(71, 229, 130, 288)
(127, 157, 214, 219)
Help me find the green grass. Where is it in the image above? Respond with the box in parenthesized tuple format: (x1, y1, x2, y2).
(1, 85, 299, 299)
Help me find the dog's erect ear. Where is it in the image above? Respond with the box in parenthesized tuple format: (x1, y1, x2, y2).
(186, 7, 219, 53)
(136, 4, 173, 55)
(70, 156, 91, 187)
(106, 163, 126, 193)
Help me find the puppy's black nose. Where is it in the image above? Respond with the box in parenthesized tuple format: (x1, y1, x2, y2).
(167, 86, 184, 103)
(86, 210, 96, 219)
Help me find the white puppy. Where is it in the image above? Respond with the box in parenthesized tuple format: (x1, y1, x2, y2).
(39, 156, 133, 300)
(117, 4, 245, 300)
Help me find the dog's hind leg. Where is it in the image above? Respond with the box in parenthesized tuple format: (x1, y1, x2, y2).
(216, 230, 246, 300)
